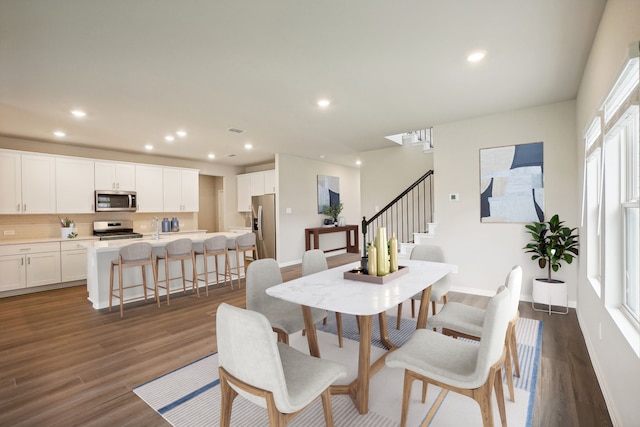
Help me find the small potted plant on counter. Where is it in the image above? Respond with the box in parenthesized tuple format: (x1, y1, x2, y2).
(60, 217, 78, 239)
(322, 202, 343, 226)
(523, 214, 579, 314)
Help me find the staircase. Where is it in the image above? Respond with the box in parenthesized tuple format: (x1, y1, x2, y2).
(361, 170, 434, 256)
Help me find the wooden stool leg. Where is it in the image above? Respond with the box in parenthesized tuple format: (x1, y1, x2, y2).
(165, 258, 171, 305)
(109, 262, 115, 312)
(118, 262, 124, 318)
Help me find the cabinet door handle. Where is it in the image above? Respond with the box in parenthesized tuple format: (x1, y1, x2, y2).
(27, 257, 30, 265)
(23, 203, 26, 212)
(17, 203, 20, 212)
(21, 258, 24, 266)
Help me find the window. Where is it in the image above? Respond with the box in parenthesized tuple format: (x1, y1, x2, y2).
(583, 42, 640, 352)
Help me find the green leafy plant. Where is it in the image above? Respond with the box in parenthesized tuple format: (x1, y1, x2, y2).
(523, 214, 579, 282)
(322, 202, 343, 222)
(60, 216, 75, 227)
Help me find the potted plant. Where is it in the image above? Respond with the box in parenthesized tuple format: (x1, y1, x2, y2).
(322, 202, 343, 226)
(523, 214, 579, 314)
(60, 216, 78, 239)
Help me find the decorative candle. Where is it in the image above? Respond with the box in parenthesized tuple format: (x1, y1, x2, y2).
(389, 232, 398, 272)
(376, 227, 389, 276)
(368, 244, 377, 276)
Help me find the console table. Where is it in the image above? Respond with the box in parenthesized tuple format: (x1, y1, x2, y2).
(305, 225, 359, 254)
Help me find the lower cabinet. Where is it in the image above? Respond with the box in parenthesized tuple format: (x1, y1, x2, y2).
(0, 242, 61, 291)
(61, 241, 87, 282)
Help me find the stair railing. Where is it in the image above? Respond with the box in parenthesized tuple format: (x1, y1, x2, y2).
(361, 170, 434, 252)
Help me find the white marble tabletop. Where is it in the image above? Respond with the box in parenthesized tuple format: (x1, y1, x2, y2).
(266, 259, 456, 316)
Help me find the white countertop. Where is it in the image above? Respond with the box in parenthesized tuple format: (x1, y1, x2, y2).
(83, 232, 241, 252)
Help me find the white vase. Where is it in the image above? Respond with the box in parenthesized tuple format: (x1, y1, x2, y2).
(61, 227, 75, 239)
(532, 278, 568, 314)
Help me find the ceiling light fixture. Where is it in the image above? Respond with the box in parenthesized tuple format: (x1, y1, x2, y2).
(244, 143, 253, 150)
(356, 160, 362, 166)
(144, 144, 154, 150)
(317, 99, 331, 108)
(165, 135, 175, 142)
(70, 109, 86, 118)
(208, 153, 215, 159)
(53, 131, 66, 137)
(176, 130, 187, 138)
(467, 50, 487, 63)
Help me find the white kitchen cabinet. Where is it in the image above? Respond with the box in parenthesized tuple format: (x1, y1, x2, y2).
(0, 150, 22, 214)
(237, 173, 251, 212)
(61, 241, 87, 282)
(250, 172, 265, 196)
(136, 164, 164, 212)
(0, 242, 61, 291)
(21, 153, 57, 214)
(56, 157, 95, 213)
(264, 169, 276, 194)
(163, 167, 199, 212)
(95, 161, 136, 191)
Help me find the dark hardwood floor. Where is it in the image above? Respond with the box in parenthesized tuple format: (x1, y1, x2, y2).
(0, 253, 611, 426)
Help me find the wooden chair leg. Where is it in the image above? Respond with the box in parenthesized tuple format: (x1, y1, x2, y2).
(511, 322, 521, 378)
(494, 367, 508, 427)
(396, 302, 403, 330)
(320, 388, 335, 427)
(335, 312, 343, 348)
(504, 329, 516, 402)
(400, 370, 416, 427)
(118, 262, 124, 318)
(165, 259, 171, 305)
(141, 264, 148, 302)
(411, 299, 416, 318)
(219, 369, 238, 427)
(109, 263, 115, 312)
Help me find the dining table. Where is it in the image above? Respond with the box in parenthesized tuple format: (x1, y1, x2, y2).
(266, 258, 456, 414)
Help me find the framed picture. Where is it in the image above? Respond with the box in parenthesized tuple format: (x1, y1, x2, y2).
(480, 142, 544, 223)
(317, 175, 340, 213)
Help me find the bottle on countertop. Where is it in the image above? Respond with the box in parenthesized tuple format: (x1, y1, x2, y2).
(171, 217, 179, 232)
(162, 218, 170, 232)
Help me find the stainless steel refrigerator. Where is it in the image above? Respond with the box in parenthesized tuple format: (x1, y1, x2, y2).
(252, 194, 276, 259)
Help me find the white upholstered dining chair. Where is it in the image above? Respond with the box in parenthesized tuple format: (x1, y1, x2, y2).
(246, 258, 327, 344)
(396, 244, 450, 329)
(216, 303, 347, 426)
(426, 265, 523, 402)
(301, 249, 345, 348)
(385, 285, 511, 427)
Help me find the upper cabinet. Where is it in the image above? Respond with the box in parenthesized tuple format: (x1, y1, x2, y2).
(237, 174, 251, 212)
(163, 167, 199, 212)
(56, 157, 95, 213)
(237, 170, 276, 212)
(135, 164, 164, 212)
(94, 161, 135, 191)
(0, 150, 56, 215)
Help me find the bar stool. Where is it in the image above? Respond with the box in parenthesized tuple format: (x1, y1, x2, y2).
(156, 238, 198, 305)
(231, 232, 259, 288)
(194, 235, 232, 295)
(109, 242, 158, 318)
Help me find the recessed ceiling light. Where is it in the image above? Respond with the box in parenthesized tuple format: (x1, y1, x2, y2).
(176, 130, 187, 138)
(467, 50, 487, 63)
(53, 131, 66, 137)
(70, 109, 86, 118)
(244, 143, 253, 150)
(208, 153, 215, 159)
(317, 99, 331, 108)
(145, 144, 153, 150)
(165, 135, 175, 142)
(320, 154, 325, 159)
(356, 160, 362, 166)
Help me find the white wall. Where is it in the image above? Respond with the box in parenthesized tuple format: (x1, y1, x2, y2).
(575, 1, 640, 425)
(432, 101, 579, 299)
(277, 153, 360, 264)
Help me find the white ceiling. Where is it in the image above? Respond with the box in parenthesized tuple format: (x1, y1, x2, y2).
(0, 0, 606, 168)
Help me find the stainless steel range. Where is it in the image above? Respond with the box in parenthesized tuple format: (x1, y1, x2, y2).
(93, 220, 143, 241)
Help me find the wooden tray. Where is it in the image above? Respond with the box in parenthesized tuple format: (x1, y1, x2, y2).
(343, 265, 409, 284)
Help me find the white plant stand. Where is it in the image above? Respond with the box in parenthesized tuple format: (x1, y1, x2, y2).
(531, 278, 568, 315)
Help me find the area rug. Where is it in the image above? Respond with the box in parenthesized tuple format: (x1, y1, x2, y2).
(134, 313, 542, 426)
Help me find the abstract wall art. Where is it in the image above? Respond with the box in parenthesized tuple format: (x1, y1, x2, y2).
(480, 142, 544, 223)
(317, 175, 340, 213)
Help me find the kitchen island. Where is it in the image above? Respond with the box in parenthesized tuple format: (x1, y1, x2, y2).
(84, 232, 248, 309)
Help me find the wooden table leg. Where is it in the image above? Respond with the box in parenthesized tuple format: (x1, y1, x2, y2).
(351, 314, 372, 414)
(378, 312, 395, 349)
(301, 305, 321, 358)
(416, 285, 432, 329)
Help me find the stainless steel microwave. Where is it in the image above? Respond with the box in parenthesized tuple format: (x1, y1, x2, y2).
(95, 190, 137, 212)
